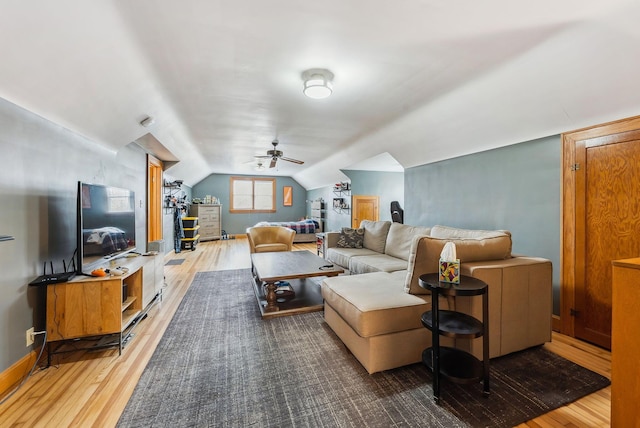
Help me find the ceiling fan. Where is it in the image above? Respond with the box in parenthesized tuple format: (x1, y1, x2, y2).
(255, 140, 304, 168)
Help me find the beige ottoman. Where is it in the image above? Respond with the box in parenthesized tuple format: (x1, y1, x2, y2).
(321, 272, 449, 374)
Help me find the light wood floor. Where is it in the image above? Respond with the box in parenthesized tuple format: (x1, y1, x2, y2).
(0, 239, 611, 427)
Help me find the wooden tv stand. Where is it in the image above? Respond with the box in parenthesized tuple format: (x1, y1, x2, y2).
(45, 253, 163, 364)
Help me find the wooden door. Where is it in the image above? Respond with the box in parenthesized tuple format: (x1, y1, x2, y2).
(352, 195, 379, 228)
(147, 155, 163, 243)
(562, 116, 640, 349)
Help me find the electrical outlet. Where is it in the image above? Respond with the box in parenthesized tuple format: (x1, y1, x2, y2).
(26, 327, 34, 347)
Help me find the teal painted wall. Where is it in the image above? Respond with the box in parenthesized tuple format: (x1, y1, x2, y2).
(307, 170, 405, 232)
(405, 135, 561, 313)
(343, 170, 404, 223)
(192, 174, 307, 235)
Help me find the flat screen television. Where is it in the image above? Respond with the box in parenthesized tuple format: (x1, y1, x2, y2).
(76, 182, 137, 274)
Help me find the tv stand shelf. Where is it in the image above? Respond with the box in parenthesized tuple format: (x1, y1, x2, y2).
(45, 253, 163, 365)
(122, 295, 137, 311)
(122, 294, 141, 330)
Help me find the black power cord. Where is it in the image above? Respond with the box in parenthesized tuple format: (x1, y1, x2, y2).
(0, 331, 47, 405)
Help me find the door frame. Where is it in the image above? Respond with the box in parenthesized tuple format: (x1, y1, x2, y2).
(147, 154, 163, 245)
(560, 115, 640, 337)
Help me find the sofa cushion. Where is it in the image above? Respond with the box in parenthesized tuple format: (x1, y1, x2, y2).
(384, 223, 431, 261)
(389, 269, 409, 281)
(336, 227, 364, 248)
(404, 235, 513, 294)
(360, 220, 392, 253)
(431, 225, 511, 241)
(326, 247, 379, 270)
(253, 243, 290, 253)
(349, 254, 409, 274)
(429, 226, 512, 258)
(322, 272, 431, 337)
(455, 236, 512, 261)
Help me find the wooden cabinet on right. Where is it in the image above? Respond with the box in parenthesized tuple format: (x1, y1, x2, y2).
(189, 204, 222, 241)
(611, 257, 640, 426)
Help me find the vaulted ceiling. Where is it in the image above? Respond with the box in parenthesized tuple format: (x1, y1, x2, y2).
(1, 1, 639, 189)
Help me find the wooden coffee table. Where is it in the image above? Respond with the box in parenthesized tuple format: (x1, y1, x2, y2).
(250, 251, 344, 319)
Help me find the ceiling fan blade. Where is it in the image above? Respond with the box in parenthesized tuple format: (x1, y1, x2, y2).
(270, 158, 277, 168)
(280, 157, 304, 165)
(254, 155, 271, 159)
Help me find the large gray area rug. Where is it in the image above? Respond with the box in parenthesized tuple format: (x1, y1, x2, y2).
(118, 269, 610, 428)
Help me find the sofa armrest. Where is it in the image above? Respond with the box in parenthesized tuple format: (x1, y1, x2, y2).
(405, 236, 552, 359)
(403, 235, 440, 294)
(456, 256, 553, 359)
(325, 231, 341, 249)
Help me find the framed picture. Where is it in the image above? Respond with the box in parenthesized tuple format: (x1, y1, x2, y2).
(283, 186, 293, 206)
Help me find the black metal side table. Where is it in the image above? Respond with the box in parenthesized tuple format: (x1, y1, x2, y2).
(418, 273, 490, 402)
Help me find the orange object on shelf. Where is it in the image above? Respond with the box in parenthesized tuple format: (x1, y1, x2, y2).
(91, 268, 107, 277)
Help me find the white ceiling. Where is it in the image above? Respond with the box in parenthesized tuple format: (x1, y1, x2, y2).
(1, 1, 639, 189)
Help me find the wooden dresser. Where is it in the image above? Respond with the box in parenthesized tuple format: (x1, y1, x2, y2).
(189, 204, 222, 241)
(611, 257, 640, 426)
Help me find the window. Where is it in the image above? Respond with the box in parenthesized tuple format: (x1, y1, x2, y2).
(230, 177, 276, 213)
(107, 187, 134, 213)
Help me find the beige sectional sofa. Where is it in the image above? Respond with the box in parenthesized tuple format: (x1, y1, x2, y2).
(321, 221, 552, 374)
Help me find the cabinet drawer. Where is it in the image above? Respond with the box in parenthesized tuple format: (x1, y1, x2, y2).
(190, 205, 221, 216)
(200, 225, 216, 234)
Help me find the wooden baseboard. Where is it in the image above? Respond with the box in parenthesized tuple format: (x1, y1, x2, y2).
(552, 314, 561, 332)
(0, 348, 39, 401)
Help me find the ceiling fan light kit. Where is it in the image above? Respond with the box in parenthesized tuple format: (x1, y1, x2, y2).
(302, 68, 334, 99)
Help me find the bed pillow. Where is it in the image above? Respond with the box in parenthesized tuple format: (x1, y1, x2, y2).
(337, 227, 365, 248)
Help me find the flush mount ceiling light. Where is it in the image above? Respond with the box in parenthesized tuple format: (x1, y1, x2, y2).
(255, 162, 265, 171)
(302, 68, 334, 99)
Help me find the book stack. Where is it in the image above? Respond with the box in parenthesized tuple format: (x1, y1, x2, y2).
(274, 281, 295, 302)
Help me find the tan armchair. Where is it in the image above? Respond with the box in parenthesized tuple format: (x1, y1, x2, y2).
(247, 226, 296, 253)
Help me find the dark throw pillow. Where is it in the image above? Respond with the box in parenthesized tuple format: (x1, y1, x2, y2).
(337, 227, 364, 248)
